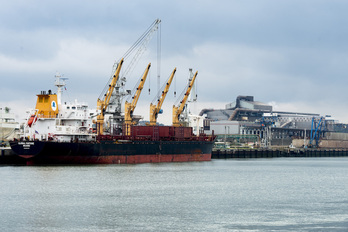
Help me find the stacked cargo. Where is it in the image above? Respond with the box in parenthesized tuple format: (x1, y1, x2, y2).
(131, 126, 193, 139)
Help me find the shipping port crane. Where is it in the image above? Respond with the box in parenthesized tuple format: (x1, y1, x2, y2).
(96, 59, 124, 135)
(172, 71, 198, 127)
(309, 116, 326, 148)
(124, 63, 151, 135)
(148, 68, 176, 126)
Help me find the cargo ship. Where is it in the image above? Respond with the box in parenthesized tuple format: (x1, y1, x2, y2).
(10, 129, 214, 165)
(9, 19, 215, 165)
(10, 71, 215, 165)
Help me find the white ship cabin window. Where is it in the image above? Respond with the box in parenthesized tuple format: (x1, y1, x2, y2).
(72, 106, 76, 110)
(67, 106, 70, 109)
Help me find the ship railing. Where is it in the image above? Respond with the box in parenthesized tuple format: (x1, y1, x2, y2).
(36, 114, 57, 119)
(96, 133, 216, 142)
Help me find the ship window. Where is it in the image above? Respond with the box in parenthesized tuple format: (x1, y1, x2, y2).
(72, 106, 76, 110)
(67, 106, 70, 109)
(39, 97, 43, 103)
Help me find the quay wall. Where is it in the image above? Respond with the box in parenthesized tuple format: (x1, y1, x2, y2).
(212, 149, 348, 159)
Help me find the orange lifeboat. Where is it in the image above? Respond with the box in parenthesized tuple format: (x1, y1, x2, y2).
(27, 115, 37, 127)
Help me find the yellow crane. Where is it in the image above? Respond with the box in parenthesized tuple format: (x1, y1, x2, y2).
(172, 71, 198, 127)
(96, 58, 124, 135)
(148, 68, 176, 126)
(124, 63, 151, 135)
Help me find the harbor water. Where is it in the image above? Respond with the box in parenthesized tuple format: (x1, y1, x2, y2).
(1, 158, 348, 231)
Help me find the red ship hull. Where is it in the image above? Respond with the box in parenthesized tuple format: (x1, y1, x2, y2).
(24, 153, 211, 165)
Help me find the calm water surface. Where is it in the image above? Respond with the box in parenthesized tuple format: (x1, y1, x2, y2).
(1, 158, 348, 231)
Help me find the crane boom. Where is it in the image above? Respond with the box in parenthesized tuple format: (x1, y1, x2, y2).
(97, 19, 160, 136)
(172, 71, 198, 127)
(124, 63, 151, 135)
(96, 58, 124, 135)
(122, 19, 160, 79)
(148, 68, 176, 126)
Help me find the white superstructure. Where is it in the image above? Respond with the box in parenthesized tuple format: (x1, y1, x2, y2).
(23, 75, 95, 143)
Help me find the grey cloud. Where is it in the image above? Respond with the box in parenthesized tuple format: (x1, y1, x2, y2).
(2, 0, 348, 122)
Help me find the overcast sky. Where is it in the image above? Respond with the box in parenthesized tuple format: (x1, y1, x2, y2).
(1, 0, 348, 125)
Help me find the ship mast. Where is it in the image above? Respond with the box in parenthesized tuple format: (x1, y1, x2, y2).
(54, 73, 67, 106)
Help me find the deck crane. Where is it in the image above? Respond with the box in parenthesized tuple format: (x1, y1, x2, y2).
(96, 19, 161, 135)
(96, 59, 124, 135)
(124, 63, 151, 135)
(172, 71, 198, 127)
(148, 68, 176, 126)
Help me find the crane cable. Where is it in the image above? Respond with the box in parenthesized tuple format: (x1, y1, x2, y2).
(148, 68, 151, 95)
(151, 70, 175, 104)
(122, 19, 160, 80)
(174, 81, 189, 106)
(99, 19, 161, 100)
(123, 19, 160, 60)
(157, 22, 161, 101)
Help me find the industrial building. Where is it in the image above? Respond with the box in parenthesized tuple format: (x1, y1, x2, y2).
(200, 96, 348, 149)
